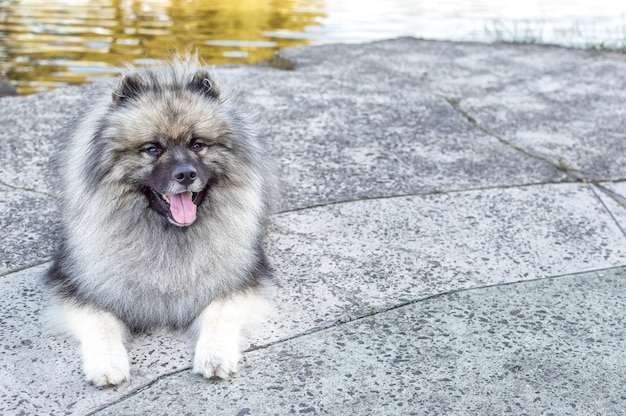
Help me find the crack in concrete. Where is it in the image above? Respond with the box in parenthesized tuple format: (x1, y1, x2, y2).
(442, 96, 582, 178)
(443, 97, 626, 237)
(442, 96, 626, 239)
(274, 93, 613, 217)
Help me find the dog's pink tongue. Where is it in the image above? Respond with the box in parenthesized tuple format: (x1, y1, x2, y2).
(168, 192, 196, 224)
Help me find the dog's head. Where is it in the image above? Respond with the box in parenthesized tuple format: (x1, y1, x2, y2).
(86, 62, 256, 227)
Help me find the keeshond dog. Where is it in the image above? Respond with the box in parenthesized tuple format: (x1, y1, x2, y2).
(44, 57, 274, 387)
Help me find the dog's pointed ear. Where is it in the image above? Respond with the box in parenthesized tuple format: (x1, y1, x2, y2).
(113, 73, 145, 105)
(188, 70, 219, 100)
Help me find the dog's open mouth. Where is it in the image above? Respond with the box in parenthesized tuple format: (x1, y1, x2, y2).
(142, 185, 210, 226)
(160, 192, 196, 224)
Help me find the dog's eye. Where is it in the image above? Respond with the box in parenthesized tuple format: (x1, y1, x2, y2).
(142, 144, 164, 157)
(190, 141, 205, 152)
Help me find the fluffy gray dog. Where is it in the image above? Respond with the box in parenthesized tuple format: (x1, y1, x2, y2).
(45, 57, 274, 387)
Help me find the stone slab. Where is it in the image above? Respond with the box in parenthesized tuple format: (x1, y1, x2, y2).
(270, 183, 626, 311)
(281, 39, 626, 181)
(0, 185, 59, 275)
(94, 267, 626, 415)
(217, 66, 562, 211)
(0, 85, 92, 194)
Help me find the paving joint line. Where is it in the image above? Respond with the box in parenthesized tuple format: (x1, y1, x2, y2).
(588, 182, 626, 238)
(0, 178, 59, 199)
(594, 181, 626, 208)
(84, 368, 189, 416)
(0, 258, 52, 278)
(273, 179, 582, 216)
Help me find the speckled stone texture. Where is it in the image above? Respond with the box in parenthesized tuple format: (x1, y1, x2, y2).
(1, 39, 626, 415)
(0, 186, 59, 274)
(269, 183, 625, 313)
(93, 268, 626, 415)
(600, 181, 626, 232)
(277, 39, 626, 181)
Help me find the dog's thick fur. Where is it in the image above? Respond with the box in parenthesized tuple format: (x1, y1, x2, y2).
(44, 57, 274, 386)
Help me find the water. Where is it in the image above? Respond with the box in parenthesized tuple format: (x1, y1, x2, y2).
(1, 0, 625, 94)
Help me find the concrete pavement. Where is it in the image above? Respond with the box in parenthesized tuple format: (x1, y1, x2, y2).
(1, 38, 625, 415)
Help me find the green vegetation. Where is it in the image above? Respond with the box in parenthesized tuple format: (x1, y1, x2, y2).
(261, 53, 297, 71)
(484, 20, 626, 53)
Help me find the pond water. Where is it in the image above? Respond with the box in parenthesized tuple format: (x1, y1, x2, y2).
(1, 0, 625, 94)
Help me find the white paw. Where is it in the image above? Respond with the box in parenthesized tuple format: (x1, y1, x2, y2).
(192, 343, 241, 380)
(57, 302, 131, 387)
(191, 290, 268, 380)
(83, 345, 130, 387)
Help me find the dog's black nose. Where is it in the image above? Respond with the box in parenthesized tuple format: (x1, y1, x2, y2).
(173, 165, 197, 186)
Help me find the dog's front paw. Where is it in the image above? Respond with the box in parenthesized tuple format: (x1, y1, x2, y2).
(192, 342, 241, 380)
(83, 346, 130, 387)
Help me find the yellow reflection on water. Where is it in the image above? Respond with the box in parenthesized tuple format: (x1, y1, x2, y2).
(0, 0, 325, 94)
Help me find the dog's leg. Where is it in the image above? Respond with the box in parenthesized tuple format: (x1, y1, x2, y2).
(59, 302, 130, 387)
(192, 290, 269, 379)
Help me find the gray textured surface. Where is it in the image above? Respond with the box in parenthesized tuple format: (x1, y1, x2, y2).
(270, 183, 625, 312)
(0, 185, 58, 274)
(600, 181, 626, 233)
(277, 39, 626, 181)
(1, 38, 626, 415)
(96, 268, 626, 416)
